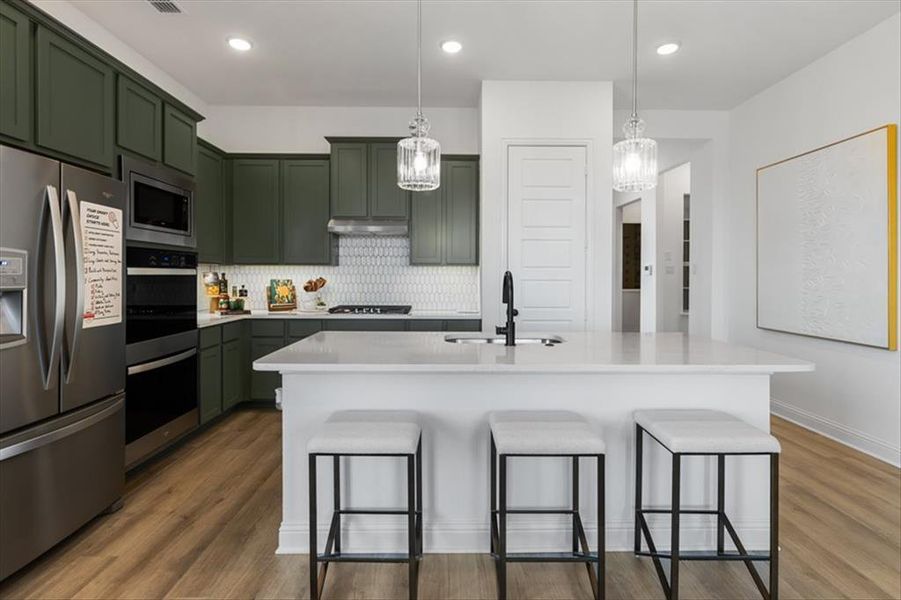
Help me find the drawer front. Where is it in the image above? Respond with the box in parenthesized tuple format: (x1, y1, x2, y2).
(287, 320, 322, 339)
(445, 320, 482, 332)
(407, 320, 444, 332)
(222, 321, 243, 342)
(323, 319, 408, 332)
(199, 326, 221, 349)
(251, 320, 286, 338)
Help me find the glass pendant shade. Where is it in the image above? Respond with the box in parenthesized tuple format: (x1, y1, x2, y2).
(612, 117, 658, 192)
(397, 115, 441, 191)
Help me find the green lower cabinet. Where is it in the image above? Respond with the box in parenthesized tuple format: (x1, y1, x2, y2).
(0, 1, 32, 142)
(445, 319, 482, 332)
(250, 337, 284, 401)
(221, 338, 243, 410)
(199, 344, 222, 424)
(323, 319, 408, 332)
(407, 320, 444, 332)
(35, 25, 115, 169)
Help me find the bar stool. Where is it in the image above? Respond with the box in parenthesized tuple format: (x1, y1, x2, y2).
(307, 410, 423, 600)
(633, 409, 780, 600)
(489, 411, 606, 600)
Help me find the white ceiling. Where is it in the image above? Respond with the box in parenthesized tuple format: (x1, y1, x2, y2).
(71, 0, 899, 110)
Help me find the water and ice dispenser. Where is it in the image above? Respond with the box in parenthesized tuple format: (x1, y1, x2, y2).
(0, 249, 27, 349)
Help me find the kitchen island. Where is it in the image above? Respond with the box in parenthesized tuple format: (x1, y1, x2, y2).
(255, 331, 812, 555)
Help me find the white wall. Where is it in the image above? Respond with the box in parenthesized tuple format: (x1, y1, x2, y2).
(656, 163, 691, 333)
(30, 0, 208, 116)
(480, 81, 613, 330)
(727, 13, 901, 464)
(199, 106, 479, 154)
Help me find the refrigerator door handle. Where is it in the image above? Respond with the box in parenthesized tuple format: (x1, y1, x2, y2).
(62, 189, 85, 383)
(43, 184, 66, 391)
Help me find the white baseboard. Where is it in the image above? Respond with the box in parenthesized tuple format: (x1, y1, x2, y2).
(771, 399, 901, 468)
(277, 518, 771, 555)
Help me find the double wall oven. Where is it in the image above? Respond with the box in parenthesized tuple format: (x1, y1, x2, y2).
(124, 244, 198, 468)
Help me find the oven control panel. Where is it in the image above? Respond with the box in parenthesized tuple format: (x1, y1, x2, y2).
(126, 247, 197, 269)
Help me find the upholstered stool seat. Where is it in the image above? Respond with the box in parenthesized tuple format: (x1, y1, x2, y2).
(633, 409, 781, 454)
(308, 410, 423, 600)
(489, 410, 607, 455)
(488, 411, 606, 600)
(308, 410, 421, 455)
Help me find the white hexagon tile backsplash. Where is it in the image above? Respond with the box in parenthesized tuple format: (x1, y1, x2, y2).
(197, 237, 480, 312)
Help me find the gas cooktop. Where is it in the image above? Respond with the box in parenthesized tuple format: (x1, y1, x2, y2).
(328, 305, 412, 315)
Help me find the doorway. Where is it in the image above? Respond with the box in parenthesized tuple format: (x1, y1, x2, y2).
(619, 201, 642, 332)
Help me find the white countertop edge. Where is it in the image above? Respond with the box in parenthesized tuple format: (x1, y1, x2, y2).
(197, 310, 481, 328)
(254, 361, 815, 375)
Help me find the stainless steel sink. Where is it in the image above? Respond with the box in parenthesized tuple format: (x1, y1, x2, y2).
(444, 334, 564, 347)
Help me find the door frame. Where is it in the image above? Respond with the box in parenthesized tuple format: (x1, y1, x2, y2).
(500, 139, 596, 331)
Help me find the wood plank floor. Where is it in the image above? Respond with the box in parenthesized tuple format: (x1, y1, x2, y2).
(1, 409, 898, 599)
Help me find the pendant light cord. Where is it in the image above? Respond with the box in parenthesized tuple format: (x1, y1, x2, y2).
(417, 0, 422, 118)
(631, 0, 638, 120)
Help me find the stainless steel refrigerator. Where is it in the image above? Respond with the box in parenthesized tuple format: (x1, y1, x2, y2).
(0, 145, 126, 580)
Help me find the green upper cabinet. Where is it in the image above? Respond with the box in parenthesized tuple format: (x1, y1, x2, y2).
(410, 158, 479, 265)
(410, 185, 443, 265)
(369, 142, 409, 217)
(35, 25, 114, 168)
(0, 2, 32, 142)
(196, 141, 226, 263)
(444, 160, 479, 265)
(116, 75, 162, 161)
(330, 142, 368, 217)
(282, 159, 333, 265)
(163, 103, 196, 175)
(232, 158, 280, 264)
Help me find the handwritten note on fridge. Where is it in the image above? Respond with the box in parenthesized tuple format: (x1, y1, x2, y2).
(80, 201, 123, 329)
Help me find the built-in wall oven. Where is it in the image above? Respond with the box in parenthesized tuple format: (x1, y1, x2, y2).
(121, 156, 195, 249)
(125, 247, 198, 468)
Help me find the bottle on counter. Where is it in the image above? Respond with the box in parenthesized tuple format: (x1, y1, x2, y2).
(219, 272, 228, 295)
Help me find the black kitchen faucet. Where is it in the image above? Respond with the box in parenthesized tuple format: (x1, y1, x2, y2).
(495, 271, 519, 346)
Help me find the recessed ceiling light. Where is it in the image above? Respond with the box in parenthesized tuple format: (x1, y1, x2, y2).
(227, 37, 252, 52)
(656, 42, 680, 56)
(440, 40, 462, 54)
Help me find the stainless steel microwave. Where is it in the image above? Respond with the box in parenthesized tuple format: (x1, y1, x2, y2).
(121, 156, 196, 249)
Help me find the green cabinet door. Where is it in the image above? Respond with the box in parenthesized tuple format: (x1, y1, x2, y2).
(196, 142, 226, 263)
(323, 319, 408, 331)
(0, 2, 31, 142)
(199, 344, 222, 424)
(232, 159, 280, 264)
(116, 75, 162, 161)
(163, 103, 196, 175)
(369, 142, 408, 218)
(221, 338, 243, 410)
(444, 160, 479, 265)
(35, 25, 115, 168)
(409, 184, 444, 265)
(282, 159, 332, 264)
(250, 337, 284, 400)
(330, 142, 368, 217)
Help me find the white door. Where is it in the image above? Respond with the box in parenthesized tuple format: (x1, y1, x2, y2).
(507, 145, 588, 332)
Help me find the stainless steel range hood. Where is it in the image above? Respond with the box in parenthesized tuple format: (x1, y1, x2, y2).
(327, 218, 408, 236)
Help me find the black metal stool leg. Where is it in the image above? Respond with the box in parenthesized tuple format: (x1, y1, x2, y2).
(770, 453, 779, 600)
(597, 454, 606, 600)
(498, 454, 507, 600)
(573, 456, 580, 555)
(717, 455, 725, 556)
(407, 453, 418, 600)
(490, 434, 497, 555)
(634, 424, 643, 554)
(670, 454, 681, 600)
(416, 438, 423, 558)
(333, 455, 341, 555)
(309, 454, 319, 600)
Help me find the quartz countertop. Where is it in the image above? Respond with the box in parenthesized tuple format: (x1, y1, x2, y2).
(197, 309, 481, 329)
(253, 331, 814, 374)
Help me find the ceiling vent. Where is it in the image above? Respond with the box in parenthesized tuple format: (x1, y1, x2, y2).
(147, 0, 181, 14)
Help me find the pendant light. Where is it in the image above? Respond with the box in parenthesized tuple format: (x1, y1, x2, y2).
(397, 0, 440, 191)
(613, 0, 657, 192)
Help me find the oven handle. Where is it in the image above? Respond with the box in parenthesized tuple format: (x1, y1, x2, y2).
(126, 268, 197, 276)
(127, 348, 197, 376)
